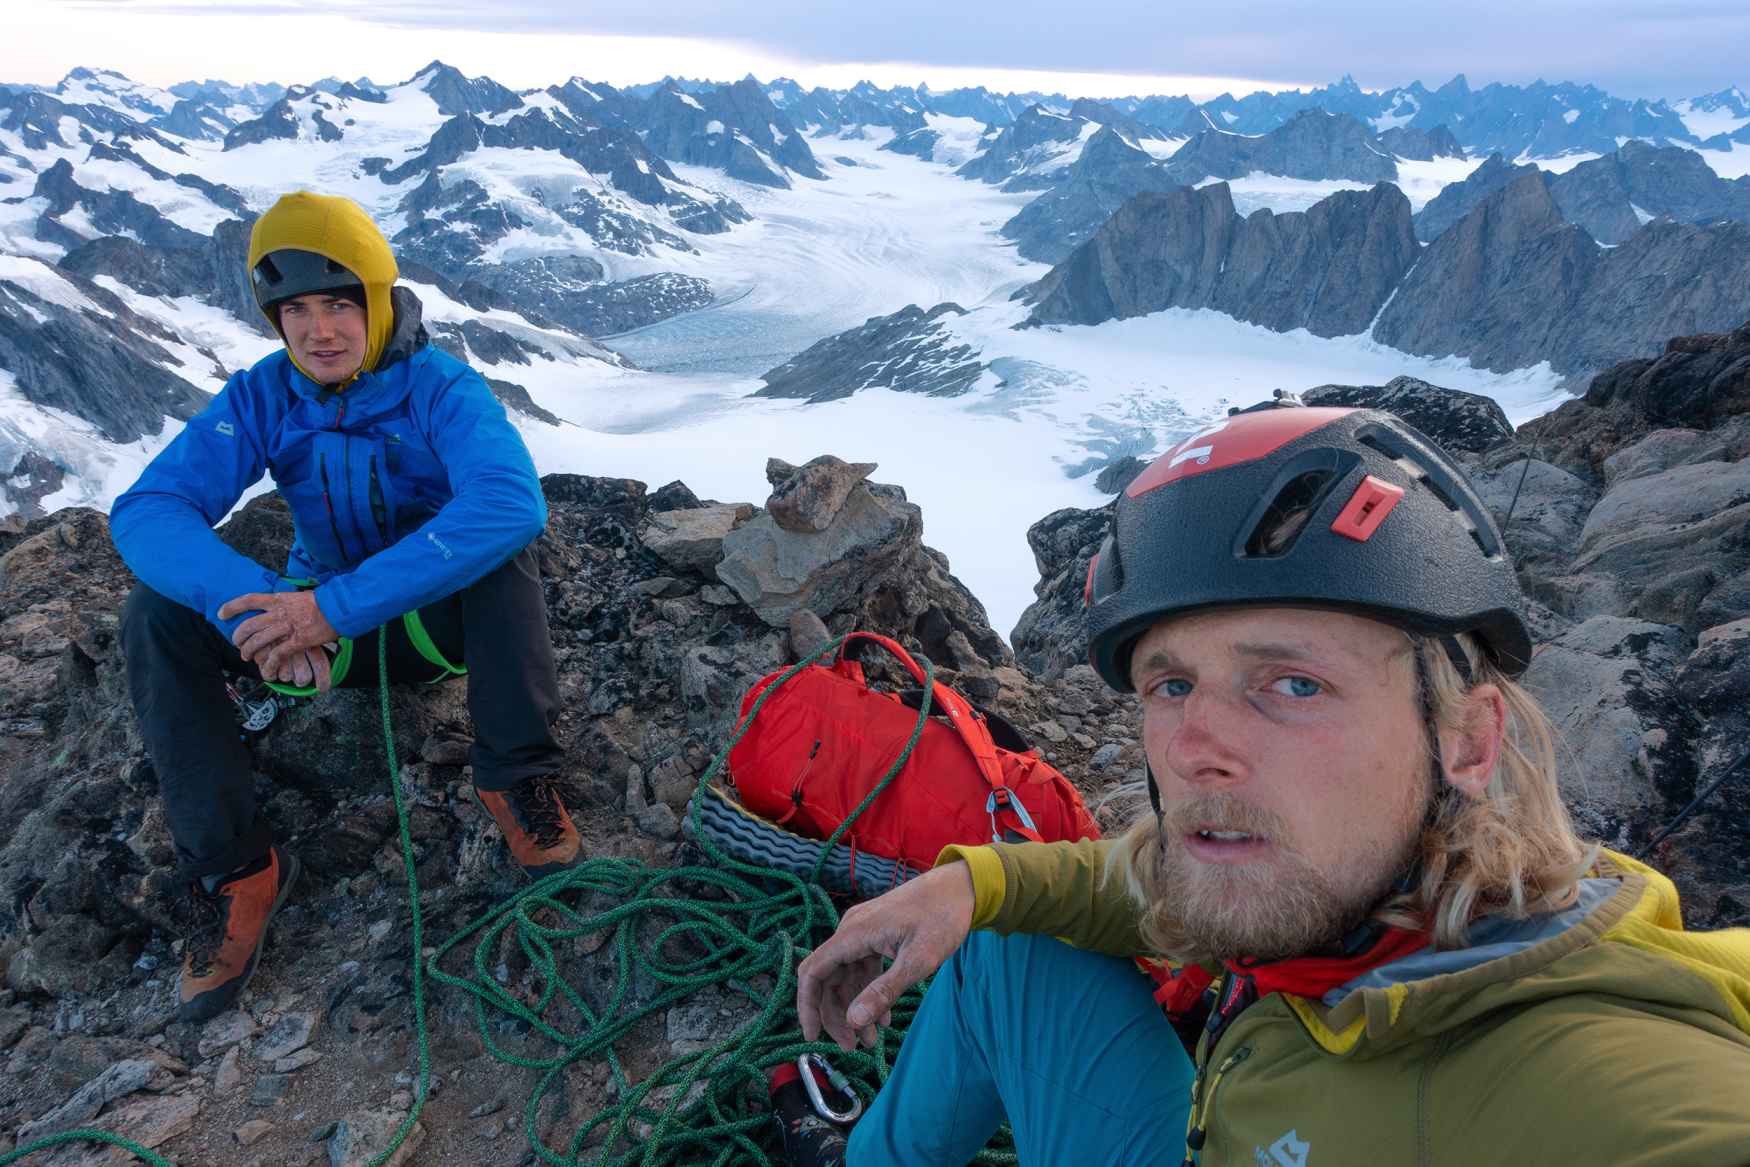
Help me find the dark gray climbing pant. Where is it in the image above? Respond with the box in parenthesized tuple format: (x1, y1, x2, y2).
(121, 545, 562, 881)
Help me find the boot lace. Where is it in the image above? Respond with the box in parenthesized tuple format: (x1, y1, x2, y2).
(182, 884, 229, 979)
(511, 775, 568, 848)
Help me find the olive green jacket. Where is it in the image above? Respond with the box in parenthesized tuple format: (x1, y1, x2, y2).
(942, 841, 1750, 1166)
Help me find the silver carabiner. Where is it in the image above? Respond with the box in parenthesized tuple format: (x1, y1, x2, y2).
(798, 1053, 864, 1124)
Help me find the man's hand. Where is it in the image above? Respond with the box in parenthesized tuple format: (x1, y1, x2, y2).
(796, 862, 976, 1052)
(219, 590, 340, 681)
(271, 646, 334, 693)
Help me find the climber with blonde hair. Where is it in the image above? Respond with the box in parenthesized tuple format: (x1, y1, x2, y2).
(797, 401, 1750, 1166)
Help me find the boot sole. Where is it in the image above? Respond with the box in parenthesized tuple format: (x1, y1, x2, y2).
(179, 849, 302, 1023)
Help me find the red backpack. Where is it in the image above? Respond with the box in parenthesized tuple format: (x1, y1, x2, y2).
(724, 632, 1100, 873)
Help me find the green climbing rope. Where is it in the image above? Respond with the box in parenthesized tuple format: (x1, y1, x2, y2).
(0, 632, 1013, 1166)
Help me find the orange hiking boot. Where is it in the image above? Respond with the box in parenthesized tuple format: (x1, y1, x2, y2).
(476, 775, 583, 877)
(178, 845, 300, 1023)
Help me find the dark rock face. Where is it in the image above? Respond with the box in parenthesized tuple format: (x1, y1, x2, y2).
(0, 261, 212, 444)
(1377, 171, 1750, 378)
(638, 80, 822, 188)
(1163, 110, 1399, 185)
(1001, 127, 1183, 264)
(382, 109, 745, 267)
(1010, 502, 1113, 679)
(1413, 152, 1539, 242)
(31, 160, 207, 252)
(1302, 376, 1515, 453)
(1546, 141, 1750, 245)
(1516, 320, 1750, 479)
(1093, 456, 1147, 494)
(221, 98, 299, 150)
(413, 61, 523, 117)
(956, 104, 1095, 190)
(459, 259, 712, 337)
(756, 303, 985, 403)
(1020, 181, 1418, 339)
(1376, 124, 1464, 161)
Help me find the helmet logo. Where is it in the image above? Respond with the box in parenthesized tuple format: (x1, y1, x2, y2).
(1128, 408, 1355, 498)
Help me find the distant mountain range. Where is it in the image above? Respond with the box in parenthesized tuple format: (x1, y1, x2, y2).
(3, 60, 1749, 514)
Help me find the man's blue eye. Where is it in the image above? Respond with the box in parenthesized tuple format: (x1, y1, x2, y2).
(1156, 678, 1192, 698)
(1272, 676, 1322, 698)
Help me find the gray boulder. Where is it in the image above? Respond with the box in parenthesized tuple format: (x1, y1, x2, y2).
(642, 504, 755, 575)
(1520, 617, 1690, 834)
(716, 483, 918, 627)
(765, 456, 878, 533)
(1566, 458, 1750, 630)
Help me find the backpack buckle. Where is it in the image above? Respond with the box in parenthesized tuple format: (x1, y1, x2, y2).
(986, 787, 1040, 842)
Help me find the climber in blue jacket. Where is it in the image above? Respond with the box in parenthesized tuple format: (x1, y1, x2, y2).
(111, 191, 583, 1023)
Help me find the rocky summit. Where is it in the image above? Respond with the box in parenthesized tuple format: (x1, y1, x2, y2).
(0, 325, 1745, 1160)
(0, 455, 1138, 1165)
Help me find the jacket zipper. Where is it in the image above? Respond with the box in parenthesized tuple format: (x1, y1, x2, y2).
(368, 454, 389, 544)
(1181, 971, 1258, 1165)
(318, 452, 354, 565)
(1182, 1045, 1252, 1165)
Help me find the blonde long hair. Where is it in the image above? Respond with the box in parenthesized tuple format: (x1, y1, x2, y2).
(1105, 631, 1596, 958)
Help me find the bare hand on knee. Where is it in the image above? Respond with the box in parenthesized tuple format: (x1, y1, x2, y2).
(796, 862, 976, 1051)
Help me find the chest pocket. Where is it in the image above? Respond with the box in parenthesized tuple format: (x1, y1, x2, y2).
(308, 430, 399, 566)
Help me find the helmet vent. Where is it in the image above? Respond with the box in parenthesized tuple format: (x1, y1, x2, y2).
(1358, 426, 1502, 558)
(1243, 468, 1339, 558)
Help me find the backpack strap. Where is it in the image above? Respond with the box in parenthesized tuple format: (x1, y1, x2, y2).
(837, 631, 1044, 843)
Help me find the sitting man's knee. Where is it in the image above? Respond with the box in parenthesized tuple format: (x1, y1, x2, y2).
(122, 582, 200, 644)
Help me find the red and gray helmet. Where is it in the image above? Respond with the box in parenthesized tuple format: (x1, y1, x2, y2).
(1084, 400, 1532, 692)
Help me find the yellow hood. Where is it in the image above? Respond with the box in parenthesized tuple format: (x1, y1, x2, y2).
(247, 191, 399, 385)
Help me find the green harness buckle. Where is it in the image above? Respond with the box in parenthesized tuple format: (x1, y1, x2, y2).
(263, 608, 464, 698)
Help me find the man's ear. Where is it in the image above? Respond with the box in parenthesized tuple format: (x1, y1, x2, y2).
(1439, 684, 1507, 797)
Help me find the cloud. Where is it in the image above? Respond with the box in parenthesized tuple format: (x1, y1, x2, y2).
(17, 0, 1749, 98)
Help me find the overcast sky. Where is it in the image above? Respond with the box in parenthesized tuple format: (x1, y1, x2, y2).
(5, 0, 1744, 100)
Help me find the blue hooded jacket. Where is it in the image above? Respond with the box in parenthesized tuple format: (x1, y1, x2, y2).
(110, 286, 547, 642)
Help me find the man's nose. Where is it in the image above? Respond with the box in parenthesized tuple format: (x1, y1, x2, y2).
(1160, 689, 1250, 790)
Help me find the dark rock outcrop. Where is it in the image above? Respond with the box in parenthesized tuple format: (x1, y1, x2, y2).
(1376, 124, 1465, 161)
(1413, 152, 1539, 242)
(1001, 127, 1182, 264)
(0, 259, 212, 444)
(459, 259, 712, 337)
(1546, 141, 1750, 245)
(1020, 181, 1417, 339)
(1010, 501, 1113, 680)
(31, 160, 207, 252)
(1302, 376, 1515, 452)
(755, 303, 985, 403)
(1163, 110, 1398, 185)
(957, 104, 1101, 191)
(1376, 171, 1750, 378)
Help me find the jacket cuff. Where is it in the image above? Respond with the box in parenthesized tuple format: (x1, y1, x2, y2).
(935, 845, 1007, 929)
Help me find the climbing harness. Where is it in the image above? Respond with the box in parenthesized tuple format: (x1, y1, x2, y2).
(8, 632, 1017, 1167)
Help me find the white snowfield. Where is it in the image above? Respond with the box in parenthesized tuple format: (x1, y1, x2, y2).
(0, 73, 1641, 636)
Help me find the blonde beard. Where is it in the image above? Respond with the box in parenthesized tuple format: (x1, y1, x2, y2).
(1144, 789, 1427, 965)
